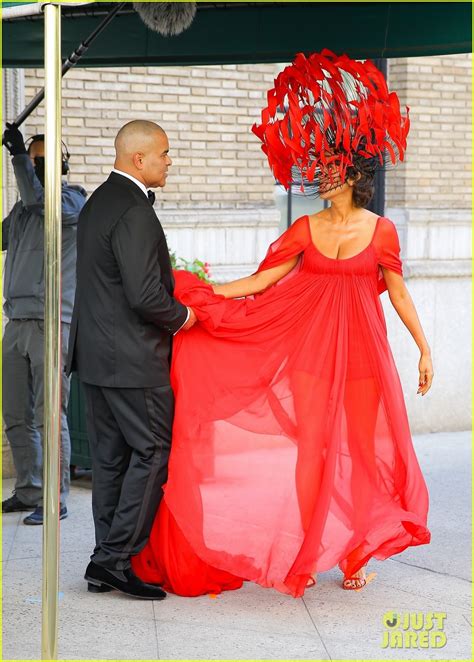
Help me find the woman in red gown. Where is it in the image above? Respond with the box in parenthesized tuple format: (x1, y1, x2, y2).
(132, 51, 433, 597)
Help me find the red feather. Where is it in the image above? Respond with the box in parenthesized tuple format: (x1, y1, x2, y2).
(253, 50, 410, 191)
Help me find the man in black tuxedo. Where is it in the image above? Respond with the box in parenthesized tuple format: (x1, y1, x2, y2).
(67, 120, 196, 599)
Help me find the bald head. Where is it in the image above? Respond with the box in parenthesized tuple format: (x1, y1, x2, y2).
(114, 120, 165, 159)
(114, 120, 172, 189)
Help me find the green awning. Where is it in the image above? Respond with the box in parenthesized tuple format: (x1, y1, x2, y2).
(2, 2, 472, 68)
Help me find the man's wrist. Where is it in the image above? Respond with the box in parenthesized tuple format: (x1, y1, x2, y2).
(173, 307, 190, 335)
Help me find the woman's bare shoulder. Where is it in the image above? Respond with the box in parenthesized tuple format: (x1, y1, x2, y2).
(363, 209, 381, 222)
(307, 210, 328, 222)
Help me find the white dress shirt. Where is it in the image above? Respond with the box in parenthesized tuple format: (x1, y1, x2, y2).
(111, 168, 190, 334)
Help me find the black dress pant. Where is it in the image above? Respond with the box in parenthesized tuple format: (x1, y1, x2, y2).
(82, 382, 174, 571)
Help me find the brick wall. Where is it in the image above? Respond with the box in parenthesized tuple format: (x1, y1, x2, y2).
(23, 64, 278, 209)
(386, 53, 471, 208)
(20, 54, 472, 212)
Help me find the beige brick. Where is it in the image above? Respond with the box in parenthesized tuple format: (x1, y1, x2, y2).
(66, 117, 84, 127)
(117, 73, 152, 83)
(64, 79, 84, 90)
(206, 69, 248, 80)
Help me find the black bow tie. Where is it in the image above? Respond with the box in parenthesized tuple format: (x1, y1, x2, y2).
(147, 190, 156, 205)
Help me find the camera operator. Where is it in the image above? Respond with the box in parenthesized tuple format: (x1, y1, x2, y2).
(2, 123, 87, 525)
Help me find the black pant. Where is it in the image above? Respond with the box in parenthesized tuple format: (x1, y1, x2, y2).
(82, 383, 174, 570)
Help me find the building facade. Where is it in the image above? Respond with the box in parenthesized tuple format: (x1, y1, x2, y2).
(385, 55, 471, 433)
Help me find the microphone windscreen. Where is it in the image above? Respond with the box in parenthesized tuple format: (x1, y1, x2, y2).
(133, 2, 197, 37)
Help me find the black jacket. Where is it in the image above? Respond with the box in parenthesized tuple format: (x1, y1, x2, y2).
(66, 172, 188, 387)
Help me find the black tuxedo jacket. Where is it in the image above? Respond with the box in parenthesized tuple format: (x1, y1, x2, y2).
(66, 172, 188, 387)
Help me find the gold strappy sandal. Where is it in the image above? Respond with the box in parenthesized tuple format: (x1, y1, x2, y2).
(342, 564, 368, 591)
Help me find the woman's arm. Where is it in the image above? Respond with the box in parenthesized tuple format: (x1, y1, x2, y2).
(382, 267, 434, 396)
(213, 254, 299, 299)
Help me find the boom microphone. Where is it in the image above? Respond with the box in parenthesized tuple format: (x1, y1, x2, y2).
(133, 2, 197, 37)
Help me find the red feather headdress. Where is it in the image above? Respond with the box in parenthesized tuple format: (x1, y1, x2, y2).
(252, 49, 410, 193)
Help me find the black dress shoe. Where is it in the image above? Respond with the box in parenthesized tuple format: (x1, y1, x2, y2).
(84, 561, 166, 600)
(2, 494, 34, 513)
(87, 582, 113, 594)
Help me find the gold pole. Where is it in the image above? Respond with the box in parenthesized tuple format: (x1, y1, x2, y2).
(42, 3, 62, 660)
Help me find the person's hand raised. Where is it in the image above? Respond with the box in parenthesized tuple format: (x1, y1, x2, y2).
(3, 123, 27, 156)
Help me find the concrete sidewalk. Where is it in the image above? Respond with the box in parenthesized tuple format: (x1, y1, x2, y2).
(1, 431, 472, 660)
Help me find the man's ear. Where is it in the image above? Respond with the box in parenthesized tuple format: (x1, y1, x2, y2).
(132, 152, 145, 170)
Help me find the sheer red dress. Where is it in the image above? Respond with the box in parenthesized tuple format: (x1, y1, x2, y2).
(132, 215, 431, 597)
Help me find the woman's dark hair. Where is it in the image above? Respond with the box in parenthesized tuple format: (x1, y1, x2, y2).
(346, 157, 376, 208)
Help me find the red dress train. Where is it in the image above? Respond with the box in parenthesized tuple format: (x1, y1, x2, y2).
(132, 215, 431, 597)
